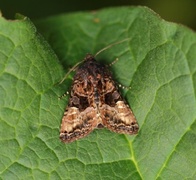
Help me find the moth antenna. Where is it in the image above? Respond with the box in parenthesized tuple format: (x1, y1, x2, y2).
(59, 60, 85, 84)
(94, 38, 131, 57)
(59, 38, 130, 84)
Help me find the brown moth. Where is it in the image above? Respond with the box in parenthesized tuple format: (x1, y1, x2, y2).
(60, 41, 139, 143)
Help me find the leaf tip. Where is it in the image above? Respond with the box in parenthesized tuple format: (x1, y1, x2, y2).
(15, 13, 28, 20)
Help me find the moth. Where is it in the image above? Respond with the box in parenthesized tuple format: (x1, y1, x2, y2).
(60, 40, 139, 143)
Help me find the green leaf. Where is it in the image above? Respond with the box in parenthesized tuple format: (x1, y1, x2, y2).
(0, 6, 196, 180)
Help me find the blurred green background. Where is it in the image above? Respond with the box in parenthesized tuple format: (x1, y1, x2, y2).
(0, 0, 195, 30)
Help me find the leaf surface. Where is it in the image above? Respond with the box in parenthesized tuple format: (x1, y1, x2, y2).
(0, 7, 196, 180)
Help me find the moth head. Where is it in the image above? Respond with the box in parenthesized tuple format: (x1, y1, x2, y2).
(84, 54, 95, 61)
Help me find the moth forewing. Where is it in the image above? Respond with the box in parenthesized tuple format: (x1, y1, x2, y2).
(60, 53, 139, 143)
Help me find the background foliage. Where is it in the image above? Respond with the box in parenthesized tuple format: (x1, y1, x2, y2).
(0, 0, 196, 30)
(0, 3, 196, 180)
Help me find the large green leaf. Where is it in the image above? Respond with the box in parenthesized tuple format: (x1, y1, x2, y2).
(0, 6, 196, 180)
